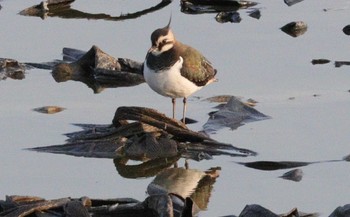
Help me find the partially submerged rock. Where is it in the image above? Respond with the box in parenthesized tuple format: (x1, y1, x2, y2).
(33, 106, 65, 114)
(335, 61, 350, 68)
(284, 0, 304, 7)
(28, 106, 257, 162)
(329, 204, 350, 217)
(0, 58, 28, 81)
(215, 11, 241, 23)
(180, 0, 257, 14)
(247, 8, 261, 19)
(238, 160, 311, 171)
(343, 25, 350, 35)
(279, 168, 304, 182)
(280, 21, 307, 37)
(311, 59, 331, 65)
(0, 194, 192, 217)
(52, 46, 144, 93)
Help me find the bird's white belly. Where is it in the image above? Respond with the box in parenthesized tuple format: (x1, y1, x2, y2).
(144, 57, 202, 98)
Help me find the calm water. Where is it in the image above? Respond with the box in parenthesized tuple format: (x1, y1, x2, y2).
(1, 0, 350, 216)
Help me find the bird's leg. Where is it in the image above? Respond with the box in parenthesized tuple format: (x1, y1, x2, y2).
(172, 98, 176, 119)
(182, 97, 187, 124)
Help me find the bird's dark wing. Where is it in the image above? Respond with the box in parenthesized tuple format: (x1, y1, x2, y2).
(177, 42, 217, 87)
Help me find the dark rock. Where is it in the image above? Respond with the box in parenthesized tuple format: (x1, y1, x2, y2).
(52, 46, 144, 93)
(181, 0, 257, 14)
(284, 0, 304, 6)
(239, 204, 279, 217)
(335, 61, 350, 68)
(238, 161, 310, 171)
(215, 12, 241, 23)
(0, 58, 27, 80)
(247, 9, 261, 19)
(279, 168, 304, 182)
(311, 59, 331, 65)
(33, 106, 65, 114)
(329, 204, 350, 217)
(342, 25, 350, 35)
(28, 106, 257, 162)
(281, 21, 307, 37)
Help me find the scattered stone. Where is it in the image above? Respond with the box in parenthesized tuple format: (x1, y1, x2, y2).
(284, 0, 304, 6)
(335, 61, 350, 68)
(342, 154, 350, 161)
(33, 106, 65, 114)
(311, 59, 331, 65)
(239, 204, 279, 217)
(280, 21, 307, 37)
(279, 168, 304, 182)
(238, 161, 310, 171)
(329, 204, 350, 217)
(180, 0, 257, 14)
(0, 58, 28, 80)
(215, 12, 241, 23)
(247, 8, 261, 19)
(342, 25, 350, 35)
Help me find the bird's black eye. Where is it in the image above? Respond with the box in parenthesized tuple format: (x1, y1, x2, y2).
(162, 39, 167, 44)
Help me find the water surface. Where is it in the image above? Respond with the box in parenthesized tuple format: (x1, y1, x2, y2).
(1, 0, 350, 216)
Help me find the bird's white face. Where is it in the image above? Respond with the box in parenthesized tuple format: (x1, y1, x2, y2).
(149, 29, 175, 56)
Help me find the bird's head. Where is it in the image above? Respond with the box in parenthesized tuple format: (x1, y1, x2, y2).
(149, 18, 175, 56)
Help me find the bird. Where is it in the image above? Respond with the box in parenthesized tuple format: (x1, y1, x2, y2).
(143, 18, 217, 124)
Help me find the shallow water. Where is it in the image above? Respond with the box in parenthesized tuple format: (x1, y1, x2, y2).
(1, 0, 350, 216)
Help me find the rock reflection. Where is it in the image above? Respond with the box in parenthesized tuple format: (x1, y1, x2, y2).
(19, 0, 172, 21)
(202, 96, 270, 134)
(114, 156, 180, 179)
